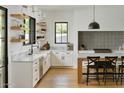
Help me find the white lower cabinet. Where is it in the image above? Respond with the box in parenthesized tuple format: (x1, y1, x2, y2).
(11, 51, 51, 88)
(11, 50, 74, 87)
(32, 60, 39, 87)
(12, 59, 39, 88)
(43, 53, 51, 75)
(51, 51, 73, 66)
(51, 52, 62, 66)
(66, 52, 73, 66)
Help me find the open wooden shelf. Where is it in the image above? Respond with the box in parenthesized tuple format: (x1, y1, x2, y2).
(37, 30, 46, 33)
(10, 13, 29, 19)
(10, 26, 30, 31)
(21, 39, 29, 42)
(10, 38, 21, 42)
(37, 22, 47, 26)
(37, 22, 47, 32)
(10, 38, 29, 43)
(10, 26, 22, 30)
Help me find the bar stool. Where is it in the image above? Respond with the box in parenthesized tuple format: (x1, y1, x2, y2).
(86, 56, 100, 85)
(118, 56, 124, 84)
(104, 56, 118, 84)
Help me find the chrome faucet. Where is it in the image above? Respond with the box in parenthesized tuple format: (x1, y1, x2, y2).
(28, 44, 33, 55)
(28, 41, 39, 55)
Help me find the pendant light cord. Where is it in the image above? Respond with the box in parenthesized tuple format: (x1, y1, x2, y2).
(93, 5, 95, 22)
(88, 5, 100, 29)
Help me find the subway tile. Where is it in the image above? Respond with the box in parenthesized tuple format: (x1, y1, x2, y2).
(78, 31, 124, 50)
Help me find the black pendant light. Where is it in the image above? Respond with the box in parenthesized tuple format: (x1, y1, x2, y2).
(88, 5, 100, 29)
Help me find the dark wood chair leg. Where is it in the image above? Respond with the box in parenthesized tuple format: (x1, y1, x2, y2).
(113, 68, 115, 82)
(114, 68, 117, 85)
(117, 67, 120, 84)
(121, 68, 123, 85)
(96, 68, 100, 85)
(87, 67, 89, 85)
(104, 68, 107, 85)
(103, 68, 106, 82)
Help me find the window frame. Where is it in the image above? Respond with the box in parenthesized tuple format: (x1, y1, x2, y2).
(23, 16, 36, 45)
(23, 18, 31, 45)
(0, 6, 8, 88)
(55, 22, 68, 44)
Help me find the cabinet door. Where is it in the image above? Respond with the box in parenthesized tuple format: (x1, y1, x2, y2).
(47, 53, 50, 69)
(66, 52, 73, 66)
(60, 53, 66, 66)
(0, 67, 5, 88)
(51, 52, 57, 66)
(45, 54, 50, 72)
(33, 60, 39, 87)
(43, 60, 47, 75)
(51, 52, 61, 66)
(52, 51, 73, 66)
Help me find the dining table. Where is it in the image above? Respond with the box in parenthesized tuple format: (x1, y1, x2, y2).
(77, 57, 121, 83)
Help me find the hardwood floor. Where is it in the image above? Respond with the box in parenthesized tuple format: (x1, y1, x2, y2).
(35, 68, 124, 88)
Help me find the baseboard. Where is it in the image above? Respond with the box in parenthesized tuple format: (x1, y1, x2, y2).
(51, 66, 75, 69)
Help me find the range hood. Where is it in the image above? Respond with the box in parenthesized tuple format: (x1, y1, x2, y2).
(93, 49, 112, 53)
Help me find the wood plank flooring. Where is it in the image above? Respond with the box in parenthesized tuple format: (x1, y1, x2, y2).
(35, 68, 124, 88)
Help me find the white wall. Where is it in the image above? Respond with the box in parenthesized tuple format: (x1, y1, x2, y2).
(73, 5, 124, 31)
(46, 10, 74, 47)
(73, 5, 124, 68)
(46, 5, 124, 68)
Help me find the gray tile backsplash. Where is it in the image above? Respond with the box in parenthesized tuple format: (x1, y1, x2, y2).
(78, 31, 124, 50)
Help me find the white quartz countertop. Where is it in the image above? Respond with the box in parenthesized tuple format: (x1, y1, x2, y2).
(78, 50, 124, 58)
(12, 50, 50, 62)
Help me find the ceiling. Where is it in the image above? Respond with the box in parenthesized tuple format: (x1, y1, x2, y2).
(35, 5, 88, 11)
(33, 5, 124, 12)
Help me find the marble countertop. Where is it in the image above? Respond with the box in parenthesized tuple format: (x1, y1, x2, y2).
(78, 50, 124, 58)
(12, 50, 50, 62)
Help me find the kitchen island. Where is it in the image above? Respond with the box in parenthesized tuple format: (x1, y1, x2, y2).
(77, 50, 124, 83)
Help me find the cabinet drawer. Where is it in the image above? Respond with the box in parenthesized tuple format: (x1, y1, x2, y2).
(33, 60, 39, 68)
(43, 61, 47, 74)
(33, 75, 39, 87)
(33, 67, 39, 75)
(33, 71, 39, 79)
(43, 61, 47, 67)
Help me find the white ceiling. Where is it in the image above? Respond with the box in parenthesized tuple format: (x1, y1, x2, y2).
(35, 5, 88, 11)
(34, 5, 124, 12)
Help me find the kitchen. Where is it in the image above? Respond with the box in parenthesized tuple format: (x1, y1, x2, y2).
(1, 5, 124, 88)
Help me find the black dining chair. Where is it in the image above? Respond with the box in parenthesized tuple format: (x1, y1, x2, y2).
(86, 56, 100, 85)
(118, 56, 124, 85)
(104, 56, 118, 84)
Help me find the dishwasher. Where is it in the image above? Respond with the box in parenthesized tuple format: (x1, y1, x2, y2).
(39, 57, 44, 78)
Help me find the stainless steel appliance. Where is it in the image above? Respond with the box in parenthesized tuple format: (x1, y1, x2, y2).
(0, 6, 8, 88)
(39, 57, 43, 78)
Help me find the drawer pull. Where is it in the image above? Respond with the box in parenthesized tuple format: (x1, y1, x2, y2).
(35, 78, 37, 81)
(45, 61, 46, 64)
(35, 69, 37, 72)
